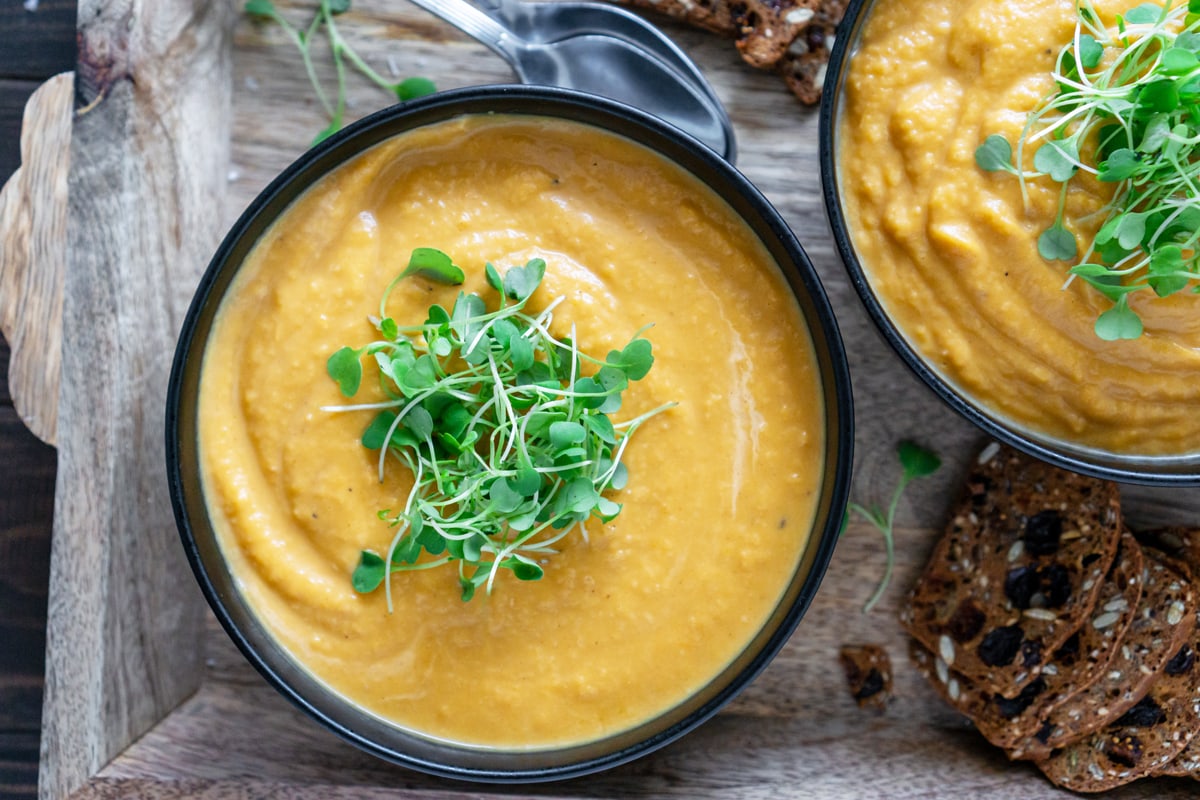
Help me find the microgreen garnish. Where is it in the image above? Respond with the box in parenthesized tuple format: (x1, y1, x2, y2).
(325, 250, 675, 605)
(975, 0, 1200, 340)
(845, 441, 941, 613)
(244, 0, 437, 144)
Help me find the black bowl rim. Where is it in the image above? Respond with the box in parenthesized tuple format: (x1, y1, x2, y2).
(167, 84, 855, 782)
(819, 0, 1200, 487)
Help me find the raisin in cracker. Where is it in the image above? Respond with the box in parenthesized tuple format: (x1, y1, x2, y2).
(839, 644, 892, 711)
(900, 443, 1122, 694)
(1034, 611, 1200, 793)
(1007, 550, 1197, 761)
(910, 532, 1144, 751)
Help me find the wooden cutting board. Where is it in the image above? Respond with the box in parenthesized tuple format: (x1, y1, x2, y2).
(3, 0, 1197, 797)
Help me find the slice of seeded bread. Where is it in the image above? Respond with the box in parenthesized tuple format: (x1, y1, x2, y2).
(900, 443, 1123, 694)
(1006, 549, 1197, 761)
(1033, 591, 1200, 793)
(608, 0, 847, 103)
(1141, 529, 1200, 781)
(779, 0, 844, 104)
(911, 532, 1145, 751)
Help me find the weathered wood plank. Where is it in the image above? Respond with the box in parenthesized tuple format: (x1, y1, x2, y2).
(83, 4, 1200, 796)
(36, 2, 236, 798)
(0, 72, 72, 446)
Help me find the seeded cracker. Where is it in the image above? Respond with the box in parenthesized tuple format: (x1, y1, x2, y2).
(1141, 528, 1200, 781)
(900, 443, 1122, 694)
(839, 644, 893, 711)
(778, 0, 846, 104)
(607, 0, 847, 104)
(910, 532, 1145, 751)
(1007, 548, 1197, 761)
(1033, 562, 1200, 792)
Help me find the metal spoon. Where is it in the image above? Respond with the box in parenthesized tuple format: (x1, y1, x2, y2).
(406, 0, 737, 161)
(476, 0, 724, 102)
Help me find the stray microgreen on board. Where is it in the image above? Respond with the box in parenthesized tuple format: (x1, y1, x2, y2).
(325, 250, 675, 605)
(975, 0, 1200, 340)
(244, 0, 437, 144)
(845, 441, 941, 613)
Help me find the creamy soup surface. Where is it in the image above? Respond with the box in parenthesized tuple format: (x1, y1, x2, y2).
(841, 0, 1200, 455)
(199, 115, 824, 748)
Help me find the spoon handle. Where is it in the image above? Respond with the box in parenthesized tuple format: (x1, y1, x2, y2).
(406, 0, 523, 62)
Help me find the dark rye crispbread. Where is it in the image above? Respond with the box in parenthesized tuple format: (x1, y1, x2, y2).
(900, 443, 1123, 694)
(839, 644, 892, 711)
(1007, 550, 1197, 761)
(1033, 615, 1200, 793)
(778, 0, 846, 104)
(909, 532, 1144, 750)
(608, 0, 847, 104)
(1143, 529, 1200, 781)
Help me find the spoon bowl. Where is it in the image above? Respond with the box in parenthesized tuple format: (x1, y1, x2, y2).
(478, 0, 724, 99)
(406, 0, 737, 160)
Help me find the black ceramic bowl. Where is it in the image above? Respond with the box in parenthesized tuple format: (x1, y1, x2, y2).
(820, 0, 1200, 486)
(167, 85, 853, 781)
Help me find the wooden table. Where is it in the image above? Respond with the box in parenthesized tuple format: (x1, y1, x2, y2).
(4, 2, 1200, 798)
(0, 4, 75, 797)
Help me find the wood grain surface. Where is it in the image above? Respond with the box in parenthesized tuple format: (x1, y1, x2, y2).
(5, 0, 1200, 798)
(36, 1, 236, 798)
(0, 72, 72, 446)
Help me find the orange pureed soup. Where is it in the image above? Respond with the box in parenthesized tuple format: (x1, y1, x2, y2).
(198, 115, 824, 747)
(840, 0, 1200, 455)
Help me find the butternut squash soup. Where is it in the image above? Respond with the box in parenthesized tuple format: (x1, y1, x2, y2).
(197, 114, 825, 748)
(839, 0, 1200, 456)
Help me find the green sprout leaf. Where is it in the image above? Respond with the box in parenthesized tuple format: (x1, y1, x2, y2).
(1125, 3, 1163, 24)
(1097, 148, 1140, 181)
(1162, 47, 1199, 74)
(500, 257, 547, 301)
(898, 441, 941, 479)
(1078, 34, 1104, 68)
(509, 559, 544, 582)
(1095, 300, 1144, 341)
(1139, 79, 1180, 112)
(1148, 245, 1189, 297)
(400, 247, 465, 285)
(352, 551, 386, 593)
(606, 339, 655, 381)
(1038, 223, 1077, 261)
(1034, 139, 1079, 182)
(395, 76, 437, 101)
(327, 346, 362, 396)
(245, 0, 277, 18)
(975, 134, 1014, 172)
(362, 411, 399, 450)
